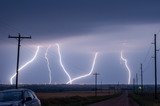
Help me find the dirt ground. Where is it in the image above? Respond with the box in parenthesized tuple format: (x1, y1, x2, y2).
(36, 90, 117, 99)
(88, 91, 139, 106)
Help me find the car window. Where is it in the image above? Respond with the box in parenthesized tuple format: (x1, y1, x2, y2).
(0, 91, 22, 102)
(24, 91, 34, 100)
(29, 91, 36, 98)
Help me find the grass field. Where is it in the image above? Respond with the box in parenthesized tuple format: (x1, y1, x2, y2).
(129, 93, 160, 106)
(37, 90, 121, 106)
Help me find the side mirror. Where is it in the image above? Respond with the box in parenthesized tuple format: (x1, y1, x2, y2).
(25, 97, 32, 102)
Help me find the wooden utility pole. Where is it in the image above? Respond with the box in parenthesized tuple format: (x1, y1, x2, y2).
(133, 78, 135, 93)
(136, 73, 138, 85)
(140, 63, 143, 93)
(153, 34, 158, 99)
(93, 72, 99, 96)
(136, 73, 138, 93)
(8, 33, 31, 89)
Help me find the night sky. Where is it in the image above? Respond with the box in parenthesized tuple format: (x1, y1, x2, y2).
(0, 0, 160, 84)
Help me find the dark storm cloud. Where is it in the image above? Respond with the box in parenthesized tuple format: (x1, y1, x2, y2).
(1, 0, 160, 84)
(0, 0, 160, 40)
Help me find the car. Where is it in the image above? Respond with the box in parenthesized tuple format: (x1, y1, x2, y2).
(0, 89, 41, 106)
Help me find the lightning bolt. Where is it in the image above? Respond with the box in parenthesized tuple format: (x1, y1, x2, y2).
(66, 52, 98, 84)
(45, 45, 52, 84)
(55, 43, 72, 84)
(120, 51, 131, 84)
(10, 46, 40, 84)
(10, 43, 98, 85)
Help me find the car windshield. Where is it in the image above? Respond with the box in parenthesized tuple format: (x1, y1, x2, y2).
(0, 91, 23, 102)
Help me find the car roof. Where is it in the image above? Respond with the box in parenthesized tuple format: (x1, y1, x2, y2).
(0, 89, 32, 92)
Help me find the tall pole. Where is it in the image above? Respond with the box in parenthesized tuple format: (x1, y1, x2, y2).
(16, 34, 20, 89)
(154, 34, 158, 99)
(140, 63, 143, 93)
(136, 73, 138, 93)
(136, 73, 138, 85)
(93, 72, 99, 96)
(133, 78, 135, 93)
(8, 33, 31, 89)
(101, 80, 102, 93)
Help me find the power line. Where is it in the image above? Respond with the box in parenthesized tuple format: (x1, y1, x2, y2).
(141, 44, 153, 73)
(156, 29, 160, 35)
(142, 45, 152, 64)
(0, 17, 24, 34)
(143, 57, 153, 72)
(0, 17, 30, 41)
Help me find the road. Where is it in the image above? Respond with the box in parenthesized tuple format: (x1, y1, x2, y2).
(88, 91, 139, 106)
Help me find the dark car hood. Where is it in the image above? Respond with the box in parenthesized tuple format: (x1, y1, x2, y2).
(0, 101, 21, 106)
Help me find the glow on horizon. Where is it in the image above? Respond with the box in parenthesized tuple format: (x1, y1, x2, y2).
(120, 51, 131, 84)
(10, 46, 40, 84)
(66, 52, 98, 84)
(55, 43, 72, 84)
(45, 45, 52, 84)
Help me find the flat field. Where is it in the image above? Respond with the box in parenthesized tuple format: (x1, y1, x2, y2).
(36, 91, 116, 99)
(36, 90, 121, 106)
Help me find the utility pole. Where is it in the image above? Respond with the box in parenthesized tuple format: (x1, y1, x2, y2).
(8, 33, 31, 89)
(140, 63, 143, 93)
(133, 78, 135, 93)
(136, 73, 138, 85)
(136, 73, 138, 93)
(153, 34, 158, 99)
(101, 80, 102, 93)
(93, 72, 100, 96)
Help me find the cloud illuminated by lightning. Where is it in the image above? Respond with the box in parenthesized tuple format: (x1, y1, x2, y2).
(66, 52, 98, 84)
(120, 51, 131, 84)
(55, 43, 72, 84)
(10, 46, 40, 84)
(45, 45, 52, 84)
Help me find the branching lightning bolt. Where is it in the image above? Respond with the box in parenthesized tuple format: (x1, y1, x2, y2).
(55, 43, 72, 84)
(10, 46, 40, 84)
(66, 52, 98, 84)
(120, 51, 131, 84)
(45, 45, 52, 84)
(10, 43, 99, 85)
